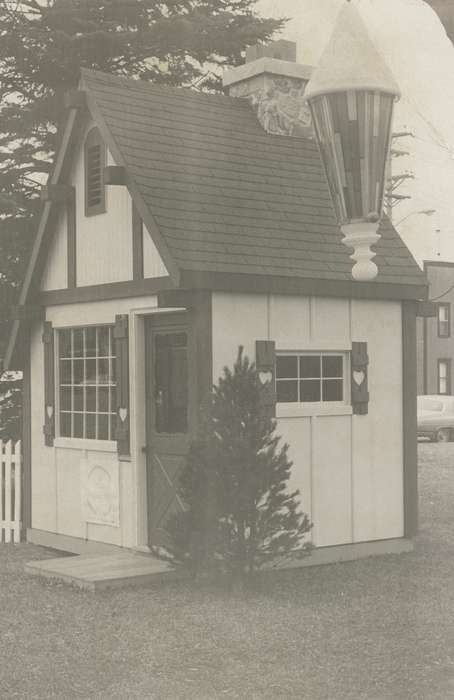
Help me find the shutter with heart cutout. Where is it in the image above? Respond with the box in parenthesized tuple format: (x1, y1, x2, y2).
(351, 342, 369, 415)
(255, 340, 276, 419)
(42, 321, 55, 446)
(114, 314, 130, 457)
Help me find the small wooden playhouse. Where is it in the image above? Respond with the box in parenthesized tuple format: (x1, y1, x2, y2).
(4, 10, 429, 563)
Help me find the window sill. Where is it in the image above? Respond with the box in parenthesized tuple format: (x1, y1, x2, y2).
(276, 403, 353, 419)
(53, 437, 117, 453)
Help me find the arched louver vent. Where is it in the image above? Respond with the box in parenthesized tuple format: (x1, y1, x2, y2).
(84, 127, 106, 216)
(87, 144, 102, 205)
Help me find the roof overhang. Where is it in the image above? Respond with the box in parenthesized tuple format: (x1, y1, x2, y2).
(179, 269, 428, 302)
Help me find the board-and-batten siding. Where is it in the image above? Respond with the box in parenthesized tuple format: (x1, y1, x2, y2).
(211, 292, 404, 548)
(41, 121, 167, 291)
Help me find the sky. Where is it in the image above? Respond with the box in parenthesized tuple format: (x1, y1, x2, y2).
(256, 0, 454, 266)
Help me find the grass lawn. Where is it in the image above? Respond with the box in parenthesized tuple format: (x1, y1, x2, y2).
(2, 443, 454, 699)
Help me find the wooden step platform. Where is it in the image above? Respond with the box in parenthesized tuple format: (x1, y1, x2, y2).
(25, 551, 181, 591)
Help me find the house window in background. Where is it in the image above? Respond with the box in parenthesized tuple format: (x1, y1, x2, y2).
(276, 352, 347, 404)
(437, 303, 451, 338)
(438, 359, 451, 395)
(58, 326, 116, 440)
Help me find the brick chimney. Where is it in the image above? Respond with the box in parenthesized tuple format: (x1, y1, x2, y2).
(223, 40, 314, 138)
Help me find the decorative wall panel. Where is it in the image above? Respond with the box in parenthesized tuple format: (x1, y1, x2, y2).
(81, 455, 120, 527)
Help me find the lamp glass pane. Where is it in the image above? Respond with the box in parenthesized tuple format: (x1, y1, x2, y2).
(309, 91, 394, 225)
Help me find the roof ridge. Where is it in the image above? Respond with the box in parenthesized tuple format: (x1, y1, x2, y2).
(80, 67, 239, 104)
(80, 67, 319, 148)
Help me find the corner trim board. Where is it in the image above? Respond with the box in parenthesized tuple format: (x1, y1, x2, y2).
(22, 339, 32, 532)
(423, 315, 428, 395)
(402, 300, 418, 537)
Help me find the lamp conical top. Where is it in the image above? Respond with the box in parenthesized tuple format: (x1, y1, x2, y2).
(305, 3, 400, 100)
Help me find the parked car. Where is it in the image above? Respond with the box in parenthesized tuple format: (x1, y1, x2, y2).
(417, 395, 454, 442)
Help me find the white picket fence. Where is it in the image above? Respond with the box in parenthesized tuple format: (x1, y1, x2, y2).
(0, 440, 21, 543)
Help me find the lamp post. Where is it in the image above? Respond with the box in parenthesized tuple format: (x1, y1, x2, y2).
(305, 2, 400, 281)
(394, 209, 436, 227)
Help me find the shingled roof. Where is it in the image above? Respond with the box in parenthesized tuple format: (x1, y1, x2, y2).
(80, 69, 425, 289)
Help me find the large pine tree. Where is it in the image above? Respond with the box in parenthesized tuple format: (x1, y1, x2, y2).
(0, 0, 284, 437)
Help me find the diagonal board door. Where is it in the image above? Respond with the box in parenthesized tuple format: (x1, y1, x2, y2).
(145, 313, 196, 548)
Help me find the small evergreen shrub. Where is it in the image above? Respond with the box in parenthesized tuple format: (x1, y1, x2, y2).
(167, 347, 312, 582)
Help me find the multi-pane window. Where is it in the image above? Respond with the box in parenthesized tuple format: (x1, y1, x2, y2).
(438, 359, 451, 395)
(276, 353, 345, 403)
(58, 326, 116, 440)
(438, 303, 450, 338)
(84, 127, 106, 216)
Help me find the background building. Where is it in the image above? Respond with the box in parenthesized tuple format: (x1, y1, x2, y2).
(418, 261, 454, 395)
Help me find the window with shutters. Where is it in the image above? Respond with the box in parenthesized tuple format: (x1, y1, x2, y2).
(276, 352, 348, 404)
(57, 326, 117, 440)
(84, 127, 106, 216)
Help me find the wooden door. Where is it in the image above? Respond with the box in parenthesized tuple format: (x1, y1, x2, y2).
(145, 313, 196, 547)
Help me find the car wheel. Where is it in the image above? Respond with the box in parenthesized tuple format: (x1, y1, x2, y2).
(436, 428, 451, 443)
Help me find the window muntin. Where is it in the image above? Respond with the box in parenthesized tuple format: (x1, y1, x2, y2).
(154, 331, 188, 434)
(438, 359, 451, 396)
(276, 353, 345, 404)
(84, 127, 106, 216)
(438, 303, 450, 338)
(58, 326, 116, 440)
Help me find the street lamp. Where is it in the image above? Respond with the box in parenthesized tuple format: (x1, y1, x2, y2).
(394, 209, 436, 227)
(305, 2, 400, 281)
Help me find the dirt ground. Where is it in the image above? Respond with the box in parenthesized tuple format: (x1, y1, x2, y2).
(1, 442, 454, 699)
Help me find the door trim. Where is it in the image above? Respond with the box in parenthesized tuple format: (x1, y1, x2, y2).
(144, 313, 196, 546)
(128, 306, 188, 549)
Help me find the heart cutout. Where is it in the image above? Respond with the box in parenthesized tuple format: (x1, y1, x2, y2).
(259, 371, 273, 386)
(46, 405, 54, 419)
(118, 407, 128, 422)
(353, 370, 366, 387)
